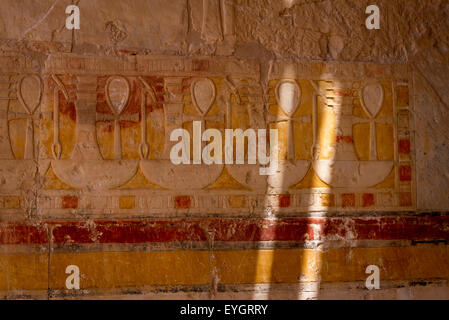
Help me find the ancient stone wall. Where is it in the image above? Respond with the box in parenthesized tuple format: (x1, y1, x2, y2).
(0, 0, 448, 299)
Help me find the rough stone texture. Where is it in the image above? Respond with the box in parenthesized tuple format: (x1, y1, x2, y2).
(0, 0, 448, 300)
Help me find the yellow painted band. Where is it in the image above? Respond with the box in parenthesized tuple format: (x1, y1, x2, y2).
(1, 245, 448, 291)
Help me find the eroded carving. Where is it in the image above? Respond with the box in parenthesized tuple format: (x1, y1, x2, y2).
(311, 80, 394, 188)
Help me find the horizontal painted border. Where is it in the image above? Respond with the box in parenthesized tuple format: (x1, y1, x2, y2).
(1, 214, 449, 245)
(2, 245, 449, 290)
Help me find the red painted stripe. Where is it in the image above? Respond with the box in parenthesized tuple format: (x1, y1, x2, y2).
(0, 224, 48, 245)
(1, 216, 449, 245)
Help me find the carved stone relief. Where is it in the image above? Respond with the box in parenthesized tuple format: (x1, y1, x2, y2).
(0, 56, 42, 196)
(189, 0, 236, 54)
(0, 54, 414, 216)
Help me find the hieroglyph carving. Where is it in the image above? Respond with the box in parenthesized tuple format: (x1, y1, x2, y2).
(12, 75, 43, 160)
(138, 76, 158, 159)
(266, 79, 311, 190)
(0, 56, 43, 194)
(97, 76, 137, 160)
(0, 55, 413, 214)
(310, 80, 393, 187)
(51, 75, 69, 159)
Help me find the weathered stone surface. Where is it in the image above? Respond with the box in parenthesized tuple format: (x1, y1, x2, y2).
(0, 0, 448, 300)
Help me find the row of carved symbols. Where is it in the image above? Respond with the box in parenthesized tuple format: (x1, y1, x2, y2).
(266, 79, 395, 190)
(0, 73, 397, 192)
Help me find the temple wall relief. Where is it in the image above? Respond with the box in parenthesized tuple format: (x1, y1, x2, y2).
(0, 54, 414, 218)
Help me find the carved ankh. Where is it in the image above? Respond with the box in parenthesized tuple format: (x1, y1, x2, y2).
(268, 80, 311, 161)
(96, 76, 139, 160)
(8, 75, 43, 159)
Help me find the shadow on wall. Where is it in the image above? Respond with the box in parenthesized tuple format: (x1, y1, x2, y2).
(253, 64, 333, 299)
(249, 62, 396, 299)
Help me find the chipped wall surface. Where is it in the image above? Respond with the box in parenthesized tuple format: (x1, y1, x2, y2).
(0, 0, 448, 299)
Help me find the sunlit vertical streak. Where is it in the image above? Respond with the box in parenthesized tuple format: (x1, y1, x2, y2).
(296, 80, 342, 299)
(252, 64, 297, 299)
